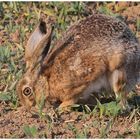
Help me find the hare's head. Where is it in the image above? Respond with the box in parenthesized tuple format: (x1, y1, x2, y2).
(16, 18, 53, 110)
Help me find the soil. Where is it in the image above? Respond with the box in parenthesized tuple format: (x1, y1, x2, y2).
(0, 95, 140, 138)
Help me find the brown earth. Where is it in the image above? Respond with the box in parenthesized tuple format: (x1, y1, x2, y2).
(0, 94, 140, 138)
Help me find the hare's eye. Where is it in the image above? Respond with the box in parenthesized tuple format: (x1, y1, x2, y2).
(23, 87, 32, 96)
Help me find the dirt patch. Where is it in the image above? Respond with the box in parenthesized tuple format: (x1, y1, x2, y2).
(0, 97, 140, 138)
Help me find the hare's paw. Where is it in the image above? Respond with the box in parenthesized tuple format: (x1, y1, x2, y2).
(57, 98, 78, 113)
(59, 100, 74, 108)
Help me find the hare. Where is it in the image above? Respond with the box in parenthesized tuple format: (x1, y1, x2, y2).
(16, 14, 140, 111)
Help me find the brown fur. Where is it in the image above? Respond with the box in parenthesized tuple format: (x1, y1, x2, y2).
(16, 14, 140, 110)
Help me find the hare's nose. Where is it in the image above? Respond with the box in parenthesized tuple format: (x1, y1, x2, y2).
(30, 106, 38, 114)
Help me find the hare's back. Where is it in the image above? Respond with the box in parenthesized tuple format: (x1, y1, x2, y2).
(50, 14, 139, 59)
(71, 14, 136, 40)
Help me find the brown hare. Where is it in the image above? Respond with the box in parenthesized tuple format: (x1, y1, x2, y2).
(16, 14, 140, 111)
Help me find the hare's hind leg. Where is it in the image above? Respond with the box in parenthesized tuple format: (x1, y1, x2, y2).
(110, 69, 130, 110)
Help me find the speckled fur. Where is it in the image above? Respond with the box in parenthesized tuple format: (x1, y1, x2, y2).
(16, 14, 140, 110)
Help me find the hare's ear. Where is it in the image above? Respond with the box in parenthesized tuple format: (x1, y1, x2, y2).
(25, 18, 53, 69)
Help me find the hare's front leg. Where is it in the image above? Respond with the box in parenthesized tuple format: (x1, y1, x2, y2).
(59, 85, 87, 109)
(110, 69, 130, 111)
(59, 98, 78, 108)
